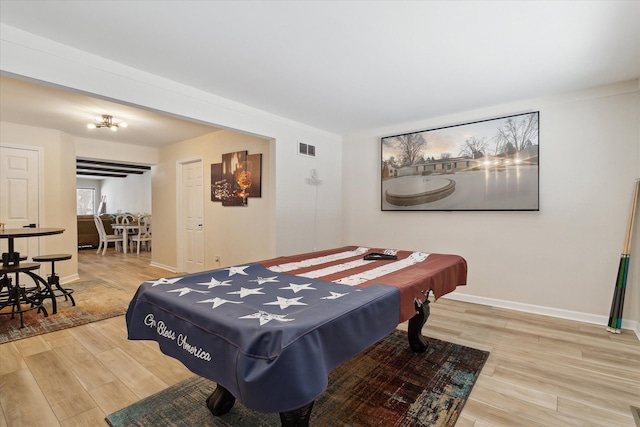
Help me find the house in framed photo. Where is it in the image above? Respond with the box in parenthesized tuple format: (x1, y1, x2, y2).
(0, 2, 638, 426)
(381, 111, 540, 211)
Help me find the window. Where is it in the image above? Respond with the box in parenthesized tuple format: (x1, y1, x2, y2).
(77, 188, 95, 215)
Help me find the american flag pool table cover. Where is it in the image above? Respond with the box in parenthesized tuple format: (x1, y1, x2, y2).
(126, 246, 467, 413)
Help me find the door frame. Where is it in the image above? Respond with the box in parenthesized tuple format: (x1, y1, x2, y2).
(0, 143, 44, 225)
(0, 143, 44, 257)
(176, 156, 204, 273)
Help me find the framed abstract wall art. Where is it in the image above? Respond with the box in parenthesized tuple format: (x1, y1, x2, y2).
(211, 151, 262, 206)
(381, 112, 539, 211)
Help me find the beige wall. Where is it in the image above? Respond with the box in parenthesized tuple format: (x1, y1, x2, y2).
(343, 81, 640, 332)
(1, 122, 79, 282)
(152, 130, 271, 271)
(75, 136, 158, 165)
(2, 27, 637, 336)
(2, 122, 272, 280)
(1, 28, 345, 259)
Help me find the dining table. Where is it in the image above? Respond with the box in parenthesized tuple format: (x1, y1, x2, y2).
(110, 223, 140, 254)
(0, 227, 65, 266)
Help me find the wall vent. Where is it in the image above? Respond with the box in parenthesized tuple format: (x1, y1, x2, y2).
(298, 142, 316, 157)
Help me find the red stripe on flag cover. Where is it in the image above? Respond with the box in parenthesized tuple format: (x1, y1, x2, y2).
(260, 246, 467, 323)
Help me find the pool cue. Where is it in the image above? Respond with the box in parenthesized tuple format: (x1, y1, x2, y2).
(607, 179, 639, 333)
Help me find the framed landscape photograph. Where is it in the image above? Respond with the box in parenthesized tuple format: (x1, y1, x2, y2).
(381, 112, 539, 211)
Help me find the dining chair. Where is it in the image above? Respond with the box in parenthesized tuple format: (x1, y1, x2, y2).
(129, 215, 152, 254)
(93, 215, 122, 255)
(114, 213, 135, 248)
(115, 213, 135, 224)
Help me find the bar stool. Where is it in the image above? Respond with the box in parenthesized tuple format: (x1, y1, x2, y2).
(0, 262, 49, 328)
(31, 254, 74, 314)
(0, 255, 28, 302)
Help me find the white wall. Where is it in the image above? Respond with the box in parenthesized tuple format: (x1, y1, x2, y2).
(152, 130, 272, 271)
(76, 136, 156, 215)
(100, 171, 152, 215)
(343, 81, 640, 330)
(1, 24, 344, 261)
(0, 122, 79, 282)
(2, 24, 638, 334)
(75, 136, 158, 165)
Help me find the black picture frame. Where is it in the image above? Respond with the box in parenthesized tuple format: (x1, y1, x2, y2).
(211, 151, 262, 205)
(381, 112, 539, 211)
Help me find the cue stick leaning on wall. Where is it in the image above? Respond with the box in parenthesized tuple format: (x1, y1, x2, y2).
(607, 178, 640, 333)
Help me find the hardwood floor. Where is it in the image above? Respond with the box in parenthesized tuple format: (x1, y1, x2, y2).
(1, 248, 639, 426)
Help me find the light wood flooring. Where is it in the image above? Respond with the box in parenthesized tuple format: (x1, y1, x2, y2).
(1, 248, 639, 426)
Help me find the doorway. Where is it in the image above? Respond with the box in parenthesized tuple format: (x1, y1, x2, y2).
(0, 145, 42, 257)
(178, 158, 205, 273)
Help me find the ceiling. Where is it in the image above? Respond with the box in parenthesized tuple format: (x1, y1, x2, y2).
(76, 158, 151, 179)
(0, 75, 220, 178)
(0, 1, 639, 137)
(0, 75, 219, 148)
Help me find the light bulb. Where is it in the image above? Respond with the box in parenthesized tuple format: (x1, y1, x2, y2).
(87, 123, 96, 129)
(119, 122, 128, 128)
(110, 126, 118, 132)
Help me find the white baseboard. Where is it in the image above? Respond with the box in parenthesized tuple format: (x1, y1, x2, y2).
(61, 271, 640, 341)
(61, 273, 80, 284)
(443, 292, 640, 341)
(149, 261, 178, 273)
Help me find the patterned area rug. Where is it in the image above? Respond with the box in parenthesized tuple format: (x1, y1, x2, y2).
(0, 278, 130, 343)
(106, 329, 489, 427)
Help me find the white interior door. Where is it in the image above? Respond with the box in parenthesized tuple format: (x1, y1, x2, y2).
(0, 146, 40, 257)
(182, 159, 204, 273)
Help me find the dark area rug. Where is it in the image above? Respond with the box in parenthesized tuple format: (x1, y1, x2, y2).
(0, 278, 130, 343)
(106, 329, 489, 427)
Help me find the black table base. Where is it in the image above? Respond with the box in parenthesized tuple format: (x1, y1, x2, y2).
(206, 384, 314, 427)
(205, 384, 236, 416)
(279, 402, 314, 427)
(407, 299, 430, 353)
(0, 263, 50, 328)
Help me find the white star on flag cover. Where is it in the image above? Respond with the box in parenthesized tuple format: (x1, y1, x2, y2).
(280, 283, 317, 293)
(146, 263, 369, 328)
(225, 265, 250, 276)
(239, 311, 295, 326)
(197, 297, 243, 309)
(228, 287, 265, 298)
(168, 287, 210, 297)
(197, 278, 233, 288)
(148, 277, 183, 287)
(264, 296, 307, 309)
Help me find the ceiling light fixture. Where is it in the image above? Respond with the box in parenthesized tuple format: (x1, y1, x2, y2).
(87, 115, 128, 131)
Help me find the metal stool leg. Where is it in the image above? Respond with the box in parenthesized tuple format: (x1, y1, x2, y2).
(30, 255, 74, 314)
(48, 263, 75, 307)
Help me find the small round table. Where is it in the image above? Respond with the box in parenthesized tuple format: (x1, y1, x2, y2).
(0, 228, 65, 266)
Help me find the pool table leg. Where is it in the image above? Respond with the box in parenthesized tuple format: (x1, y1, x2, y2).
(206, 384, 236, 416)
(279, 401, 314, 427)
(206, 384, 314, 427)
(407, 298, 430, 353)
